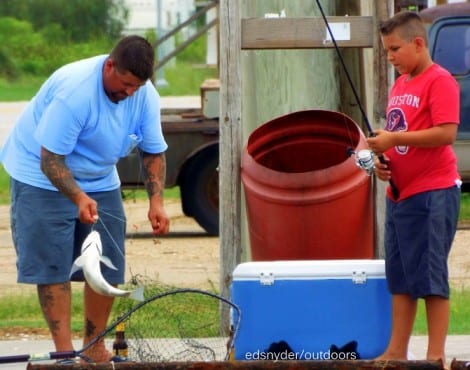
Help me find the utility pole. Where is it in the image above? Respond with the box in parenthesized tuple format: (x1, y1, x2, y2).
(156, 0, 168, 88)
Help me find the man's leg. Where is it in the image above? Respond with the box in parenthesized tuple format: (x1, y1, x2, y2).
(37, 283, 73, 352)
(425, 295, 449, 363)
(377, 294, 417, 360)
(79, 189, 124, 362)
(81, 282, 115, 362)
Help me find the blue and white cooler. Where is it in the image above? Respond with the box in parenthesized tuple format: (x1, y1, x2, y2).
(231, 259, 392, 360)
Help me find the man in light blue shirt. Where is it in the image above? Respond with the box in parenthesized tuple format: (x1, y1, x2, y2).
(1, 35, 170, 363)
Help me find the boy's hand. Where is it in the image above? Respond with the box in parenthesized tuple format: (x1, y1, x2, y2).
(366, 130, 395, 153)
(373, 153, 392, 181)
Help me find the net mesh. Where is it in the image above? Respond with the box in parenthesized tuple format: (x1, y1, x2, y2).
(108, 278, 238, 362)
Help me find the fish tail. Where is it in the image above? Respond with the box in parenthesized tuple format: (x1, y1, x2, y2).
(129, 286, 145, 301)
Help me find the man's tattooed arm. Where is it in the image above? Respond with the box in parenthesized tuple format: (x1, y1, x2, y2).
(40, 147, 83, 204)
(140, 151, 170, 234)
(140, 151, 166, 199)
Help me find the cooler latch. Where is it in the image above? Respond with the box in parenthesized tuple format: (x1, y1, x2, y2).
(259, 271, 274, 285)
(352, 271, 367, 284)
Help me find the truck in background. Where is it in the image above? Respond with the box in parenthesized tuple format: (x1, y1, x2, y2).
(117, 80, 220, 235)
(420, 2, 470, 190)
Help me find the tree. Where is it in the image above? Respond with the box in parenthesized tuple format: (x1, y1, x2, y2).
(0, 0, 129, 42)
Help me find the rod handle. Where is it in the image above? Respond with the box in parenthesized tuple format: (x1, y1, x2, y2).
(377, 155, 400, 200)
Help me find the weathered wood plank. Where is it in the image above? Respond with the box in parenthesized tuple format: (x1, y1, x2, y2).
(27, 359, 446, 369)
(372, 0, 392, 259)
(218, 0, 242, 316)
(241, 16, 374, 50)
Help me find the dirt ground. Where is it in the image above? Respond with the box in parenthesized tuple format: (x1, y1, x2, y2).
(1, 198, 469, 295)
(0, 199, 220, 298)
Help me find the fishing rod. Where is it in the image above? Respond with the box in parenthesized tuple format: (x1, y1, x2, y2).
(315, 0, 399, 199)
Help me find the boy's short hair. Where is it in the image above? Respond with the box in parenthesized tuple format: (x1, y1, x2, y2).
(379, 11, 428, 46)
(109, 35, 155, 81)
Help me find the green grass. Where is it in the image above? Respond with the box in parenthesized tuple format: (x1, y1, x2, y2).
(122, 187, 181, 201)
(156, 64, 218, 96)
(0, 63, 217, 101)
(0, 76, 46, 101)
(0, 283, 221, 338)
(0, 165, 10, 204)
(459, 193, 470, 220)
(412, 287, 470, 335)
(0, 286, 468, 336)
(0, 290, 87, 334)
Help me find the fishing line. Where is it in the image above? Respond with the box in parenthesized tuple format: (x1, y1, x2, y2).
(338, 105, 376, 176)
(90, 205, 156, 272)
(90, 207, 129, 261)
(96, 215, 125, 260)
(315, 0, 373, 135)
(98, 208, 127, 224)
(314, 0, 399, 199)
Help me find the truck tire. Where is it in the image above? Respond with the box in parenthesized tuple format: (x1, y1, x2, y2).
(180, 146, 219, 235)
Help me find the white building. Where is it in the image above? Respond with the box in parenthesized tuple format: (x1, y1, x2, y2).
(122, 0, 217, 68)
(123, 0, 195, 36)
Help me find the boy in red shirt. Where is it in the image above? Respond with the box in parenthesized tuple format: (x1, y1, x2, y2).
(367, 11, 460, 366)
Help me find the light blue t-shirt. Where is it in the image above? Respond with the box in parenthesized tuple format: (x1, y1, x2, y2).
(1, 55, 167, 192)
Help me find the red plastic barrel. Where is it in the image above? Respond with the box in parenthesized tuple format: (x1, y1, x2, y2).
(241, 110, 374, 261)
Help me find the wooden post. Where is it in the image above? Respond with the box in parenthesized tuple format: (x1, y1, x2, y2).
(218, 0, 242, 304)
(372, 0, 392, 258)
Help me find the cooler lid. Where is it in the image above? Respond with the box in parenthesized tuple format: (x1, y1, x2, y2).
(232, 259, 385, 281)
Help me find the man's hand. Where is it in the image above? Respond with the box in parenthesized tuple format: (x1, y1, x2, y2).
(74, 192, 99, 224)
(148, 200, 170, 235)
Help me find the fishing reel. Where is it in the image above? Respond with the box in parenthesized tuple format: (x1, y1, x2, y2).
(346, 147, 375, 176)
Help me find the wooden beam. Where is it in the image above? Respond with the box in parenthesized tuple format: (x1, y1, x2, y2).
(241, 16, 374, 50)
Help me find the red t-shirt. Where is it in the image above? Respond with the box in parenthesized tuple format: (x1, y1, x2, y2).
(385, 63, 460, 201)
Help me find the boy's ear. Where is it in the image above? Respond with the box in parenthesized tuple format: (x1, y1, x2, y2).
(414, 36, 427, 50)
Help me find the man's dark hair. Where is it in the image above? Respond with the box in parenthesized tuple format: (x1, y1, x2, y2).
(109, 35, 155, 81)
(379, 11, 428, 46)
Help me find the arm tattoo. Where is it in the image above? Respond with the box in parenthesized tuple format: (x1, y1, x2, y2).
(141, 151, 166, 199)
(40, 147, 82, 202)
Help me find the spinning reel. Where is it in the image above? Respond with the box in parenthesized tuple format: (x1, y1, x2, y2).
(347, 148, 375, 176)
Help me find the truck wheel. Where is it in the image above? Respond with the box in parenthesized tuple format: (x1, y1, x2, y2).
(180, 147, 219, 236)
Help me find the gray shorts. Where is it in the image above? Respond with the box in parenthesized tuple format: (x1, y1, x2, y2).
(10, 178, 126, 285)
(384, 186, 460, 299)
